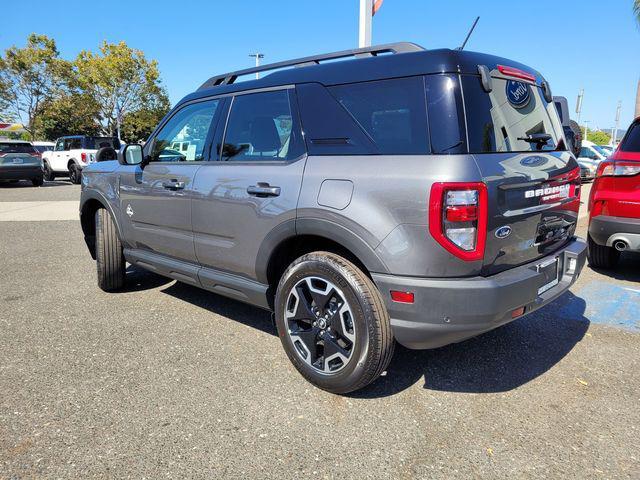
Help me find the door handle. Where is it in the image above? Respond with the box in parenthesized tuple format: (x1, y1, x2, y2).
(247, 183, 281, 197)
(162, 179, 186, 191)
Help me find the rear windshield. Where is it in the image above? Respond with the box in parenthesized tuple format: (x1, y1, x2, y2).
(621, 122, 640, 152)
(85, 137, 121, 149)
(0, 142, 36, 153)
(461, 75, 563, 153)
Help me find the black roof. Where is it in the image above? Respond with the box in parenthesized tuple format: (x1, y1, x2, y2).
(180, 42, 543, 107)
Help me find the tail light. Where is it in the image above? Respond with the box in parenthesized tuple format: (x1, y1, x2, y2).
(596, 159, 640, 177)
(429, 182, 488, 261)
(81, 152, 87, 162)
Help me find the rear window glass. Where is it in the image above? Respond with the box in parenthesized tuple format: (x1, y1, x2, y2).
(329, 77, 429, 154)
(461, 75, 563, 153)
(621, 122, 640, 152)
(85, 137, 121, 149)
(0, 142, 35, 153)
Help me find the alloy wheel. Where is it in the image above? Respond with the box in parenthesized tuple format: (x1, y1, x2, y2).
(284, 276, 356, 374)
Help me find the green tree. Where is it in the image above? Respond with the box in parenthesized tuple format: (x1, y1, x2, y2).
(35, 93, 101, 141)
(75, 41, 169, 138)
(0, 34, 70, 138)
(120, 93, 170, 143)
(587, 129, 611, 145)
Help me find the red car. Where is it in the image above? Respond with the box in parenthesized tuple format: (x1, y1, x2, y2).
(588, 117, 640, 268)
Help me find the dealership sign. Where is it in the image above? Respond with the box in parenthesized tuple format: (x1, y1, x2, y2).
(505, 80, 531, 109)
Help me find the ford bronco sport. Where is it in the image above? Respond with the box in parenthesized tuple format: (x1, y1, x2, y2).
(79, 43, 586, 393)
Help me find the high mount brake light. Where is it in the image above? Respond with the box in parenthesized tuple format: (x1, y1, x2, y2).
(497, 65, 536, 83)
(429, 182, 487, 261)
(596, 160, 640, 177)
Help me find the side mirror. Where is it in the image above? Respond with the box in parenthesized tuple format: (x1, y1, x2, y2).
(118, 144, 144, 166)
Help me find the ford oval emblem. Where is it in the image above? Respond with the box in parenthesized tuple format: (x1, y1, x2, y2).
(505, 80, 531, 109)
(495, 226, 512, 239)
(520, 155, 548, 167)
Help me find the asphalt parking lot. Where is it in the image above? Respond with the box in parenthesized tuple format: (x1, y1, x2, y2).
(1, 180, 639, 479)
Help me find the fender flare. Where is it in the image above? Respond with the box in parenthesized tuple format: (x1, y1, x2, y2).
(79, 189, 125, 248)
(255, 217, 389, 284)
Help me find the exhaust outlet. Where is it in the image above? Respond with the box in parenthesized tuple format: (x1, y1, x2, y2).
(613, 240, 628, 252)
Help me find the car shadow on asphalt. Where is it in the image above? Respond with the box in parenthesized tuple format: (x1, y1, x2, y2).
(160, 279, 275, 336)
(0, 180, 72, 188)
(125, 267, 590, 397)
(353, 291, 589, 398)
(588, 252, 640, 282)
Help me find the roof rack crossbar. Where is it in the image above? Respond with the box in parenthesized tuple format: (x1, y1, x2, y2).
(198, 42, 424, 90)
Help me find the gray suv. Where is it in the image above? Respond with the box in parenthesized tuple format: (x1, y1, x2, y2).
(80, 43, 587, 393)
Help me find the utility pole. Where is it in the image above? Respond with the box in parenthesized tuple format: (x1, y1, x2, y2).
(359, 0, 373, 48)
(249, 53, 264, 79)
(612, 101, 622, 145)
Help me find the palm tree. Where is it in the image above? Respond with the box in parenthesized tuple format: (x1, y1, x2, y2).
(635, 1, 640, 118)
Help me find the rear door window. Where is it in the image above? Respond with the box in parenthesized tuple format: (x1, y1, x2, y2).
(621, 122, 640, 152)
(85, 137, 121, 150)
(221, 89, 303, 161)
(461, 75, 562, 153)
(328, 77, 429, 154)
(66, 138, 82, 150)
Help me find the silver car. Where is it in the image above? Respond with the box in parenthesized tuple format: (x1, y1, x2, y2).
(79, 43, 586, 393)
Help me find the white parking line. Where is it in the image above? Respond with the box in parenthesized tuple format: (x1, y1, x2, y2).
(0, 201, 79, 221)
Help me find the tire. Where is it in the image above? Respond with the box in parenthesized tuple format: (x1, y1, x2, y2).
(31, 176, 44, 187)
(95, 208, 126, 291)
(587, 234, 619, 269)
(568, 120, 583, 157)
(275, 251, 394, 394)
(43, 161, 55, 181)
(69, 164, 81, 184)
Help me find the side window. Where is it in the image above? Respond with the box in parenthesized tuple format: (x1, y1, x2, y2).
(580, 147, 595, 159)
(67, 138, 82, 150)
(222, 89, 302, 161)
(425, 75, 466, 154)
(55, 140, 64, 151)
(149, 99, 219, 163)
(329, 77, 429, 154)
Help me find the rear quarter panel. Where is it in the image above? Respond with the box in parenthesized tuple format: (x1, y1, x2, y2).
(297, 154, 484, 277)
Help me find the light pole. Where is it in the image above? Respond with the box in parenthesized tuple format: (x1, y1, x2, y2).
(583, 120, 590, 142)
(612, 101, 621, 145)
(359, 0, 373, 48)
(249, 53, 264, 79)
(575, 89, 584, 126)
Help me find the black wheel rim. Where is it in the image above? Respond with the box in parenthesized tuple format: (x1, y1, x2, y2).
(284, 276, 356, 374)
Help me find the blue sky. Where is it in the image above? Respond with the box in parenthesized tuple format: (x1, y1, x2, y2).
(2, 0, 639, 131)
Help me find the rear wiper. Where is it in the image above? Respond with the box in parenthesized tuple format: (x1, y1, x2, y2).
(517, 133, 552, 145)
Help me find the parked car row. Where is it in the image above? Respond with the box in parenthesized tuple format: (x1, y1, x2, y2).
(0, 136, 119, 187)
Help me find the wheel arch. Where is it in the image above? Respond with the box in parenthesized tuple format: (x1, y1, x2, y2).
(257, 218, 388, 309)
(80, 191, 123, 260)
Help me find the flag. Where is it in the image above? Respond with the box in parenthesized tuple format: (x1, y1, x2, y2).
(372, 0, 384, 16)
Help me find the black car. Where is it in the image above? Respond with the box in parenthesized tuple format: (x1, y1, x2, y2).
(0, 141, 43, 186)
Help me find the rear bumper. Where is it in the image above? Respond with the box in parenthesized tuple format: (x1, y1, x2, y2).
(589, 215, 640, 251)
(0, 166, 43, 181)
(372, 237, 587, 349)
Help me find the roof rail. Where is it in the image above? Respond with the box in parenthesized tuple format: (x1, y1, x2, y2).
(197, 42, 425, 91)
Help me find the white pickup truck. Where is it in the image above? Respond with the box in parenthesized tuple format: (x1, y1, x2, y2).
(42, 135, 120, 183)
